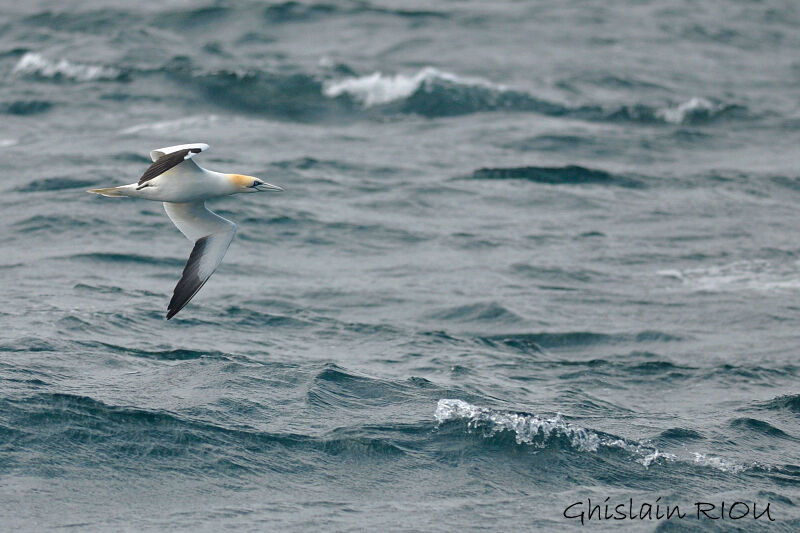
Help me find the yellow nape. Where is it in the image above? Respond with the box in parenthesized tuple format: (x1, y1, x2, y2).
(229, 174, 256, 187)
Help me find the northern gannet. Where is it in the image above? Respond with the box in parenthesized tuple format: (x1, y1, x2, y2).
(88, 143, 282, 319)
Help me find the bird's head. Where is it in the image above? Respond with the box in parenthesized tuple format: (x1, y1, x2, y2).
(228, 174, 284, 194)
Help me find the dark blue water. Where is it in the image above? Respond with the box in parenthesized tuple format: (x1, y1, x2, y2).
(2, 1, 800, 530)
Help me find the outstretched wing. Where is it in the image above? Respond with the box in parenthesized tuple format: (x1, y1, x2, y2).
(138, 143, 210, 188)
(150, 143, 210, 162)
(163, 201, 237, 320)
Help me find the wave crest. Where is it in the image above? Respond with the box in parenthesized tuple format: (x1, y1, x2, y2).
(323, 67, 566, 117)
(323, 67, 502, 107)
(655, 97, 743, 125)
(157, 61, 752, 124)
(12, 52, 123, 82)
(435, 399, 602, 452)
(434, 399, 769, 474)
(322, 67, 746, 123)
(761, 394, 800, 413)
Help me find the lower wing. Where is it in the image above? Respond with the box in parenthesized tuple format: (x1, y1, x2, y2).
(163, 202, 237, 319)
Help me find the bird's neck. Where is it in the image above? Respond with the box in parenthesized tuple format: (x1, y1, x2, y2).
(202, 168, 239, 196)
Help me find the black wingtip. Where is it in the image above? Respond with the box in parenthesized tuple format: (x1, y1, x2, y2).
(165, 235, 212, 321)
(165, 301, 184, 319)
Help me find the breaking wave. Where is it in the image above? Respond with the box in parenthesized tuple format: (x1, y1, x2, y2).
(11, 53, 750, 125)
(324, 67, 507, 107)
(435, 398, 605, 452)
(321, 67, 747, 123)
(656, 97, 736, 124)
(658, 260, 800, 293)
(12, 52, 124, 82)
(322, 67, 568, 117)
(435, 399, 762, 473)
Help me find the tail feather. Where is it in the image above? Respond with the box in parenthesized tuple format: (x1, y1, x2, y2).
(88, 186, 127, 197)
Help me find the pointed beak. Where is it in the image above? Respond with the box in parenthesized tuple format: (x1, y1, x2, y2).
(253, 181, 284, 192)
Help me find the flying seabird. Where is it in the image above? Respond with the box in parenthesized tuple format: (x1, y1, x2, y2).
(88, 143, 282, 319)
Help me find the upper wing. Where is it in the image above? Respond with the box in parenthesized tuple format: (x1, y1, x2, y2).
(163, 201, 237, 319)
(150, 143, 209, 162)
(138, 143, 209, 187)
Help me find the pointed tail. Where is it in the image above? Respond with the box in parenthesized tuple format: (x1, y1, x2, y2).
(87, 186, 128, 197)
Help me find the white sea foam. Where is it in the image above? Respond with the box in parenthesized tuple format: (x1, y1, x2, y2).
(12, 52, 120, 82)
(638, 449, 678, 468)
(435, 400, 761, 473)
(692, 453, 749, 473)
(657, 260, 800, 293)
(119, 115, 218, 135)
(0, 139, 18, 148)
(322, 67, 503, 107)
(656, 97, 716, 124)
(436, 399, 600, 453)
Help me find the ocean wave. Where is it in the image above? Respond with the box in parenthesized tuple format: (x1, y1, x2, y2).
(658, 427, 705, 442)
(435, 399, 669, 462)
(0, 392, 413, 471)
(703, 363, 797, 384)
(322, 67, 501, 107)
(161, 60, 750, 125)
(1, 100, 52, 115)
(263, 1, 448, 22)
(172, 66, 352, 121)
(77, 341, 231, 361)
(469, 165, 645, 188)
(435, 399, 763, 473)
(322, 67, 567, 117)
(435, 399, 600, 451)
(218, 306, 315, 329)
(480, 330, 682, 352)
(22, 9, 137, 33)
(236, 210, 427, 248)
(307, 365, 416, 410)
(157, 5, 233, 29)
(691, 453, 749, 474)
(9, 50, 749, 126)
(658, 260, 800, 293)
(730, 417, 794, 439)
(18, 3, 444, 37)
(321, 67, 748, 123)
(12, 214, 99, 235)
(68, 252, 185, 267)
(590, 98, 746, 125)
(263, 1, 337, 22)
(761, 394, 800, 413)
(119, 115, 218, 135)
(15, 177, 99, 192)
(655, 97, 739, 124)
(12, 52, 124, 82)
(426, 302, 527, 326)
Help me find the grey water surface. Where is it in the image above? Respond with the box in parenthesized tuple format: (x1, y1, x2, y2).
(1, 0, 800, 531)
